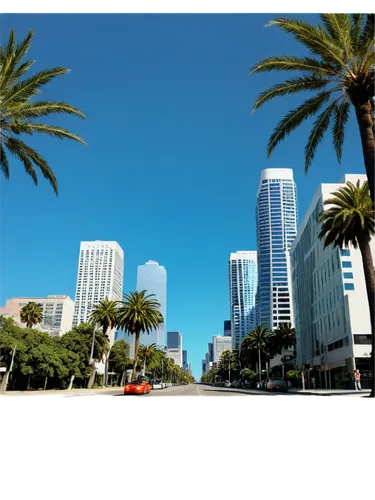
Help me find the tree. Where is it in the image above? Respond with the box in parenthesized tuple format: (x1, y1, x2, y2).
(0, 29, 86, 195)
(116, 291, 163, 381)
(19, 301, 43, 329)
(218, 350, 238, 382)
(90, 298, 118, 385)
(318, 179, 375, 397)
(138, 343, 157, 376)
(246, 327, 273, 384)
(109, 339, 130, 386)
(251, 14, 375, 203)
(273, 322, 296, 378)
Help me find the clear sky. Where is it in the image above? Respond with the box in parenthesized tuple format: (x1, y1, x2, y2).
(0, 14, 366, 378)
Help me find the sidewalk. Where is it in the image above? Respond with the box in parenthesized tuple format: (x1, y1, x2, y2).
(289, 388, 371, 396)
(0, 387, 122, 396)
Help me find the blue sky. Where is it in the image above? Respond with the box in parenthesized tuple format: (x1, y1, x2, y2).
(0, 14, 366, 378)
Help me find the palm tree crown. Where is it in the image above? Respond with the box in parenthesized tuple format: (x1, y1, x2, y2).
(0, 29, 86, 194)
(247, 326, 273, 350)
(274, 322, 296, 351)
(19, 301, 43, 329)
(318, 180, 374, 248)
(89, 298, 118, 336)
(251, 14, 375, 201)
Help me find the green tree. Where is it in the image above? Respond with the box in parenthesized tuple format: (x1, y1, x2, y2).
(219, 350, 238, 382)
(116, 291, 163, 381)
(138, 343, 157, 376)
(19, 301, 43, 329)
(318, 179, 375, 397)
(0, 29, 86, 195)
(90, 298, 118, 385)
(251, 14, 375, 203)
(246, 327, 273, 384)
(273, 322, 296, 378)
(109, 339, 130, 385)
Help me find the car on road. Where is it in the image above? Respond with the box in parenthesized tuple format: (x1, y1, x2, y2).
(124, 380, 151, 395)
(266, 378, 289, 393)
(152, 380, 164, 390)
(224, 381, 231, 388)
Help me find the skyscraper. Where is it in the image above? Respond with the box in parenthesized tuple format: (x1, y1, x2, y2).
(213, 335, 232, 362)
(223, 320, 231, 337)
(208, 342, 214, 362)
(182, 350, 188, 371)
(73, 241, 124, 343)
(228, 251, 258, 350)
(256, 168, 298, 329)
(166, 331, 182, 367)
(135, 260, 167, 349)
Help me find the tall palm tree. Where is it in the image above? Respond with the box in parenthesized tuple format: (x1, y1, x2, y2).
(116, 291, 163, 381)
(138, 343, 157, 376)
(273, 322, 296, 378)
(219, 350, 237, 382)
(251, 14, 375, 203)
(19, 301, 43, 329)
(89, 298, 118, 385)
(247, 327, 273, 384)
(319, 179, 375, 397)
(0, 29, 86, 195)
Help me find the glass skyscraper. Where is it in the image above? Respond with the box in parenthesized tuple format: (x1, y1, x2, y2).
(128, 260, 167, 355)
(228, 251, 258, 350)
(256, 168, 298, 329)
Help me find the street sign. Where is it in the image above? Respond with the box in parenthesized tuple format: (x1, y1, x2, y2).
(0, 367, 6, 372)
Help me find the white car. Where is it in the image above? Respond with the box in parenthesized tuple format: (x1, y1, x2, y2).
(152, 380, 164, 390)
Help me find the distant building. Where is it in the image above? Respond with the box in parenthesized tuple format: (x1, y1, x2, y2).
(213, 335, 232, 363)
(166, 331, 183, 367)
(290, 174, 374, 388)
(202, 360, 207, 375)
(208, 342, 214, 362)
(182, 350, 188, 370)
(3, 295, 75, 337)
(224, 320, 231, 337)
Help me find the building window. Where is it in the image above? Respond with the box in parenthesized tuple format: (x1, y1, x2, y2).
(344, 283, 355, 291)
(342, 261, 352, 268)
(340, 248, 351, 256)
(353, 334, 371, 345)
(343, 272, 353, 279)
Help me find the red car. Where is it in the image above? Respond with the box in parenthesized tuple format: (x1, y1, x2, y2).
(124, 380, 151, 395)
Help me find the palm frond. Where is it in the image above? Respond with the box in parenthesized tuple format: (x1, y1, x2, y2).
(7, 123, 87, 145)
(8, 101, 86, 119)
(252, 76, 330, 112)
(0, 144, 10, 179)
(350, 14, 365, 53)
(250, 55, 339, 76)
(5, 139, 38, 185)
(332, 101, 350, 163)
(305, 101, 336, 172)
(266, 17, 349, 72)
(267, 91, 333, 157)
(360, 14, 375, 44)
(320, 14, 353, 66)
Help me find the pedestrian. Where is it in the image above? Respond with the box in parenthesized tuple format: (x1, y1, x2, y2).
(354, 369, 361, 391)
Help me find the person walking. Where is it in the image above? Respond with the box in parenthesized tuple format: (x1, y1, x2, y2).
(354, 369, 361, 391)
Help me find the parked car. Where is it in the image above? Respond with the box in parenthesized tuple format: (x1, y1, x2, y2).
(266, 378, 289, 393)
(152, 380, 164, 390)
(124, 380, 151, 395)
(224, 381, 231, 388)
(214, 381, 225, 387)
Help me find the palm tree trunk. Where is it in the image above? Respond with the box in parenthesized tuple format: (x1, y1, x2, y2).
(88, 367, 96, 389)
(358, 237, 375, 398)
(142, 357, 146, 377)
(68, 375, 75, 390)
(282, 347, 285, 379)
(354, 101, 375, 204)
(44, 377, 48, 390)
(27, 374, 31, 390)
(258, 347, 262, 384)
(131, 332, 140, 381)
(0, 371, 10, 392)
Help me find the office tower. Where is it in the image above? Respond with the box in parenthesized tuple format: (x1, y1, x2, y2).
(256, 168, 298, 329)
(73, 241, 124, 344)
(202, 359, 207, 375)
(182, 350, 188, 371)
(208, 342, 214, 362)
(228, 251, 258, 350)
(213, 335, 232, 363)
(3, 295, 74, 337)
(205, 352, 211, 371)
(223, 320, 231, 337)
(166, 331, 182, 367)
(290, 174, 374, 388)
(131, 260, 166, 352)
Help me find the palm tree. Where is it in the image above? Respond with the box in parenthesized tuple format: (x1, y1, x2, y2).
(219, 350, 238, 382)
(0, 29, 86, 195)
(318, 179, 375, 397)
(273, 322, 296, 378)
(251, 14, 375, 203)
(89, 298, 118, 385)
(116, 290, 163, 381)
(19, 301, 43, 329)
(138, 343, 157, 376)
(247, 327, 273, 384)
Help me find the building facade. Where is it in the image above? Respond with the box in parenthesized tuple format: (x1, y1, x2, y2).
(166, 331, 182, 367)
(290, 174, 374, 389)
(208, 342, 214, 362)
(73, 241, 124, 343)
(4, 295, 74, 337)
(256, 168, 298, 329)
(229, 251, 258, 350)
(182, 350, 188, 371)
(223, 320, 231, 337)
(213, 335, 232, 363)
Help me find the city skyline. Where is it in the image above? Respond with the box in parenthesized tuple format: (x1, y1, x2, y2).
(0, 14, 368, 378)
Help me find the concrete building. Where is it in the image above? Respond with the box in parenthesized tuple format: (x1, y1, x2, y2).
(290, 174, 374, 389)
(3, 295, 74, 337)
(256, 168, 298, 329)
(213, 335, 232, 363)
(73, 241, 124, 344)
(166, 331, 182, 367)
(229, 251, 258, 350)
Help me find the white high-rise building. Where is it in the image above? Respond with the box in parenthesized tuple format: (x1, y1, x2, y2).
(256, 168, 298, 330)
(2, 295, 74, 337)
(229, 251, 258, 350)
(73, 241, 124, 344)
(290, 174, 374, 389)
(213, 335, 232, 363)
